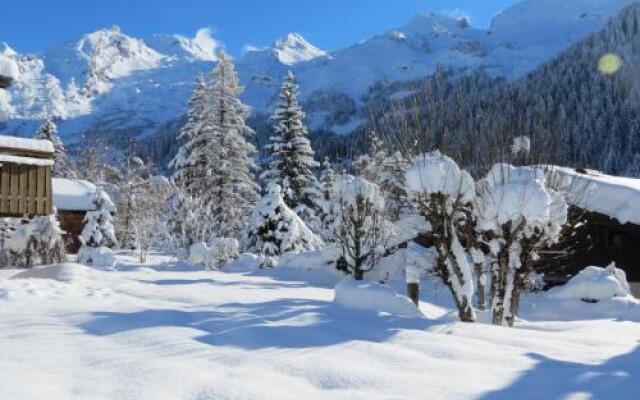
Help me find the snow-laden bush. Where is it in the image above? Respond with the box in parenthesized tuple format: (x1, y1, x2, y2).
(405, 152, 477, 322)
(80, 189, 117, 249)
(476, 163, 568, 326)
(77, 246, 115, 269)
(189, 238, 240, 270)
(547, 264, 631, 302)
(246, 185, 322, 263)
(333, 278, 423, 317)
(333, 175, 393, 280)
(0, 214, 65, 268)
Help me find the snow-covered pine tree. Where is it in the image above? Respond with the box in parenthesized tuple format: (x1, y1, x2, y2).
(261, 71, 322, 232)
(208, 51, 260, 239)
(116, 139, 149, 250)
(319, 157, 339, 241)
(80, 189, 117, 248)
(169, 73, 212, 194)
(246, 184, 322, 263)
(34, 116, 78, 178)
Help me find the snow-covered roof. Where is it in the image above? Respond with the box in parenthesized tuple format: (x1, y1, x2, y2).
(52, 178, 98, 212)
(0, 54, 18, 80)
(0, 154, 54, 166)
(549, 167, 640, 226)
(0, 135, 54, 154)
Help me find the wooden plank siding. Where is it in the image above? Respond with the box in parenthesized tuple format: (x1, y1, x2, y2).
(0, 162, 52, 217)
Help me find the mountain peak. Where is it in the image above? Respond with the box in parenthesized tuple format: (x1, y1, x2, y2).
(272, 33, 327, 65)
(146, 28, 219, 62)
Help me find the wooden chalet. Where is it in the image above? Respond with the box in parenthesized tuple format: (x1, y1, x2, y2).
(544, 168, 640, 298)
(0, 135, 54, 217)
(52, 178, 102, 254)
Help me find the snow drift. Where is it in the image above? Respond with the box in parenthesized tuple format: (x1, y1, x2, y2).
(334, 278, 423, 317)
(11, 263, 90, 282)
(548, 264, 632, 302)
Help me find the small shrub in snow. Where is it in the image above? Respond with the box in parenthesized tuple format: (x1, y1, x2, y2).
(547, 264, 631, 302)
(77, 246, 115, 269)
(334, 175, 393, 280)
(0, 214, 65, 268)
(475, 163, 568, 326)
(246, 185, 322, 263)
(189, 238, 240, 270)
(405, 152, 477, 322)
(333, 278, 423, 318)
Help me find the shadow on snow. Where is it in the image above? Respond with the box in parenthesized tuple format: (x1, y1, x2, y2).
(478, 343, 640, 400)
(80, 298, 432, 349)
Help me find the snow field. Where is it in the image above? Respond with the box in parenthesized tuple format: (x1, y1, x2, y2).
(0, 252, 638, 399)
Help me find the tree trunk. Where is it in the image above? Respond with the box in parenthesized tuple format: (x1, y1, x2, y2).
(407, 282, 419, 305)
(475, 262, 486, 310)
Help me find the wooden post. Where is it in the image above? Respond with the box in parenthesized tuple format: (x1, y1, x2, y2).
(407, 282, 419, 306)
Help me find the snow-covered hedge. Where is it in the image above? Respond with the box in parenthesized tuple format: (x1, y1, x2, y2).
(333, 278, 423, 318)
(77, 246, 115, 269)
(547, 264, 632, 302)
(189, 238, 239, 270)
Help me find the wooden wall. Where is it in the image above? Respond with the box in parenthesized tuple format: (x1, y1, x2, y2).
(0, 163, 52, 217)
(58, 211, 86, 254)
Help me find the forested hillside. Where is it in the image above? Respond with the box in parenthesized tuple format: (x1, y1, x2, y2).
(368, 2, 640, 176)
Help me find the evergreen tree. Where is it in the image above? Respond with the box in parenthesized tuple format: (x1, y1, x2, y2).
(319, 157, 338, 240)
(34, 116, 78, 178)
(169, 74, 212, 194)
(261, 71, 322, 232)
(246, 184, 322, 262)
(79, 189, 117, 249)
(209, 51, 260, 239)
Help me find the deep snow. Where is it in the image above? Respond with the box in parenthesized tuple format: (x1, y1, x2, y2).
(0, 252, 638, 399)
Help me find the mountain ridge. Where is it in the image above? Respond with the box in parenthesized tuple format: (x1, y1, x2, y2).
(0, 0, 636, 148)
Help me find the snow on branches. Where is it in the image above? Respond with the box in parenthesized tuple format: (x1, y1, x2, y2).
(79, 189, 117, 267)
(333, 175, 392, 280)
(34, 116, 78, 179)
(261, 71, 322, 232)
(475, 164, 567, 326)
(246, 184, 323, 265)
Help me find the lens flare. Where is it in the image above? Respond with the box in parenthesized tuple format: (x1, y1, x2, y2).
(598, 53, 622, 75)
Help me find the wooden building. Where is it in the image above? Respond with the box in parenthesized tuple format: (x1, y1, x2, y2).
(0, 135, 54, 217)
(52, 178, 101, 254)
(546, 168, 640, 298)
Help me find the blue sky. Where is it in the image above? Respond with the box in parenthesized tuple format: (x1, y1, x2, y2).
(1, 0, 519, 55)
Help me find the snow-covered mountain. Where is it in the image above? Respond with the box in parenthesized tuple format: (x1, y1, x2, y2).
(0, 0, 636, 145)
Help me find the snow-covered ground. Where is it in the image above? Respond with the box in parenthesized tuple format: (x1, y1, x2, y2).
(0, 252, 638, 399)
